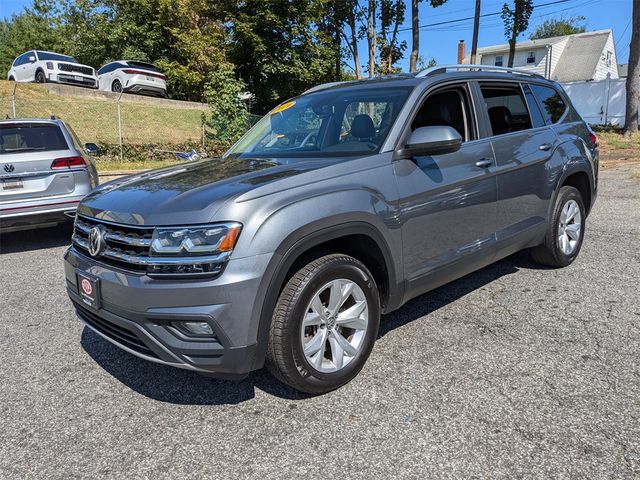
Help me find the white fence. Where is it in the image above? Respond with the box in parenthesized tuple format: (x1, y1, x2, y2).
(560, 75, 631, 126)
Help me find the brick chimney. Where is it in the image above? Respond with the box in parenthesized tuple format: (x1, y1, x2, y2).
(457, 40, 466, 64)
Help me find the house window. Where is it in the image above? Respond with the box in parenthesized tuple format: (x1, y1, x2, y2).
(527, 51, 536, 64)
(495, 55, 503, 67)
(605, 51, 612, 67)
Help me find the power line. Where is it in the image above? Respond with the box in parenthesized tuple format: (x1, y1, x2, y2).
(396, 0, 574, 32)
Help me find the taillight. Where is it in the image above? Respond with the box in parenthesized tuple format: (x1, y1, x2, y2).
(122, 69, 165, 80)
(51, 156, 86, 169)
(589, 132, 598, 147)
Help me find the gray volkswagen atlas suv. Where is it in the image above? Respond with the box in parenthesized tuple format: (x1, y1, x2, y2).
(64, 66, 598, 394)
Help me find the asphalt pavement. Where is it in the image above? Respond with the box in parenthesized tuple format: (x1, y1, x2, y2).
(1, 166, 639, 479)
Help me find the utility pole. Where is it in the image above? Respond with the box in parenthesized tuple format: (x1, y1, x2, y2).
(470, 0, 481, 64)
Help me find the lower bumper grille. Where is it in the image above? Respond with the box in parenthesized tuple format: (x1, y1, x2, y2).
(74, 303, 158, 358)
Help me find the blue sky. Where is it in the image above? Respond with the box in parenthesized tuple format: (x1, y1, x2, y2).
(0, 0, 633, 68)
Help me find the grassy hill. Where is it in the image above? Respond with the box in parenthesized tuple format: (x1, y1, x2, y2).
(0, 81, 208, 171)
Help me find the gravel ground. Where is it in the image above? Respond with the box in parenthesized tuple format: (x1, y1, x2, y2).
(1, 166, 639, 479)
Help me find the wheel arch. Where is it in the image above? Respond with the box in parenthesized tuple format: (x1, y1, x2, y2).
(250, 220, 401, 370)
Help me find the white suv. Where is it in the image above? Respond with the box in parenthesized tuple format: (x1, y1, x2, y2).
(7, 50, 97, 89)
(97, 61, 167, 97)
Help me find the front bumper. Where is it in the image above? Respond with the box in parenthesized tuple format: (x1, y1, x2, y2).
(48, 72, 97, 89)
(64, 246, 272, 377)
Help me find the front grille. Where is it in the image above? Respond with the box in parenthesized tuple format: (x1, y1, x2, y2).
(75, 302, 159, 358)
(58, 75, 96, 87)
(72, 215, 230, 277)
(72, 216, 153, 272)
(58, 63, 93, 75)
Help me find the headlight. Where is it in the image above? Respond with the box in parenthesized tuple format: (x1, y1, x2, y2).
(151, 223, 242, 255)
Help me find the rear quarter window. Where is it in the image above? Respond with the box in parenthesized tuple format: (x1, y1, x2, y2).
(0, 124, 69, 154)
(530, 84, 567, 124)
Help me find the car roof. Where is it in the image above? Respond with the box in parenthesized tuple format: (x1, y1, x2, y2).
(302, 67, 553, 96)
(0, 118, 64, 126)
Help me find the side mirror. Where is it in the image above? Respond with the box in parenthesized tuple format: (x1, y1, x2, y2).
(28, 55, 36, 63)
(397, 126, 462, 158)
(84, 143, 99, 155)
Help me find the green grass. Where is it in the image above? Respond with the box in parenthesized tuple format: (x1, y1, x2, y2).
(598, 131, 640, 151)
(0, 81, 205, 145)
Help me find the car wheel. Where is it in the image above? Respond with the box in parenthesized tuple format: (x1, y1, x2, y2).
(266, 254, 380, 394)
(530, 186, 586, 267)
(35, 71, 46, 83)
(111, 80, 122, 93)
(8, 76, 15, 81)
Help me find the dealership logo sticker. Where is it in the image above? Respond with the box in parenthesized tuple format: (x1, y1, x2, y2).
(81, 278, 93, 296)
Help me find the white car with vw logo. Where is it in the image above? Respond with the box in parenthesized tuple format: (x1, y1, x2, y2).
(0, 118, 99, 233)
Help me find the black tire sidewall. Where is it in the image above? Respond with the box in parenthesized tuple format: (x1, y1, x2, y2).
(112, 80, 122, 92)
(35, 71, 45, 83)
(284, 258, 380, 391)
(549, 186, 586, 266)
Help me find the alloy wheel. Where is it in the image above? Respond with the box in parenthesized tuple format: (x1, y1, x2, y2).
(558, 199, 582, 255)
(300, 279, 369, 373)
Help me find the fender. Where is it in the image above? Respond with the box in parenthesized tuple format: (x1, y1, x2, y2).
(249, 218, 402, 370)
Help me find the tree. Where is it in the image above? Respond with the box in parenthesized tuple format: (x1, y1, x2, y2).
(624, 0, 640, 136)
(366, 0, 377, 77)
(343, 3, 363, 79)
(409, 0, 448, 73)
(529, 15, 586, 40)
(501, 0, 534, 68)
(378, 0, 406, 74)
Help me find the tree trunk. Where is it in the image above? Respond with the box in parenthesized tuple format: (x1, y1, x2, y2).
(367, 0, 377, 77)
(334, 13, 341, 80)
(386, 1, 402, 73)
(624, 0, 640, 136)
(346, 10, 362, 79)
(409, 0, 419, 72)
(507, 37, 516, 67)
(470, 0, 481, 64)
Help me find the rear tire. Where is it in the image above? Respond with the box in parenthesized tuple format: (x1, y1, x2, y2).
(8, 76, 15, 81)
(530, 186, 586, 267)
(266, 254, 380, 394)
(35, 70, 46, 83)
(111, 80, 122, 93)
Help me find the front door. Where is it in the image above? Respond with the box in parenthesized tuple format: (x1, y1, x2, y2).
(394, 83, 498, 299)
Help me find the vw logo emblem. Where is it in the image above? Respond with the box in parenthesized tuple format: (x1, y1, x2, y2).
(88, 225, 106, 257)
(3, 164, 15, 173)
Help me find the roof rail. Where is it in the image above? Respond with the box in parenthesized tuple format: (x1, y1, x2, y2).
(415, 64, 545, 79)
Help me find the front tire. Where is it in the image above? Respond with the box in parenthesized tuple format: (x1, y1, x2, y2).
(266, 254, 380, 394)
(35, 70, 46, 83)
(531, 186, 586, 267)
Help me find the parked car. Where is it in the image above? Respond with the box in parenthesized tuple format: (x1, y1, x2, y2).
(1, 118, 99, 233)
(97, 61, 167, 97)
(64, 65, 598, 394)
(7, 50, 98, 89)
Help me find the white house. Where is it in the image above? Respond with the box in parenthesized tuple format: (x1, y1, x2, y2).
(463, 29, 619, 82)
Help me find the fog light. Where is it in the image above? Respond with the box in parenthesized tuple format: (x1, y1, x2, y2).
(172, 321, 214, 336)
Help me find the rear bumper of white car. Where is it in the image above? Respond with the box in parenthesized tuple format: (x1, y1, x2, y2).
(123, 75, 167, 97)
(0, 195, 83, 233)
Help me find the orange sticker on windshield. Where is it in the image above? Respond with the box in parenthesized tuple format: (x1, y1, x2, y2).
(271, 100, 296, 114)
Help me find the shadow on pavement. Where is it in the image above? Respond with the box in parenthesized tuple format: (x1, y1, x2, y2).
(0, 222, 74, 254)
(80, 249, 547, 405)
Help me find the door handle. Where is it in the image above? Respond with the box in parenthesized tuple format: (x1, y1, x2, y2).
(539, 143, 552, 151)
(475, 158, 493, 168)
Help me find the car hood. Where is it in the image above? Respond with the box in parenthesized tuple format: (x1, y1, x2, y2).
(77, 156, 342, 226)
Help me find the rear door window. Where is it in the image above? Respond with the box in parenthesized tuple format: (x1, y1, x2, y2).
(522, 84, 546, 128)
(0, 124, 69, 154)
(479, 84, 533, 136)
(529, 84, 567, 124)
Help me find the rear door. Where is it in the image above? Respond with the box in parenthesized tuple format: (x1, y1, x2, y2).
(478, 82, 558, 247)
(0, 123, 76, 202)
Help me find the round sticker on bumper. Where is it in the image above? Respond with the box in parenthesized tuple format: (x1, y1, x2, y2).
(81, 278, 93, 296)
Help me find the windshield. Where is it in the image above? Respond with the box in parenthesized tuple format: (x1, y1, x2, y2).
(225, 86, 411, 158)
(37, 51, 78, 63)
(0, 124, 68, 154)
